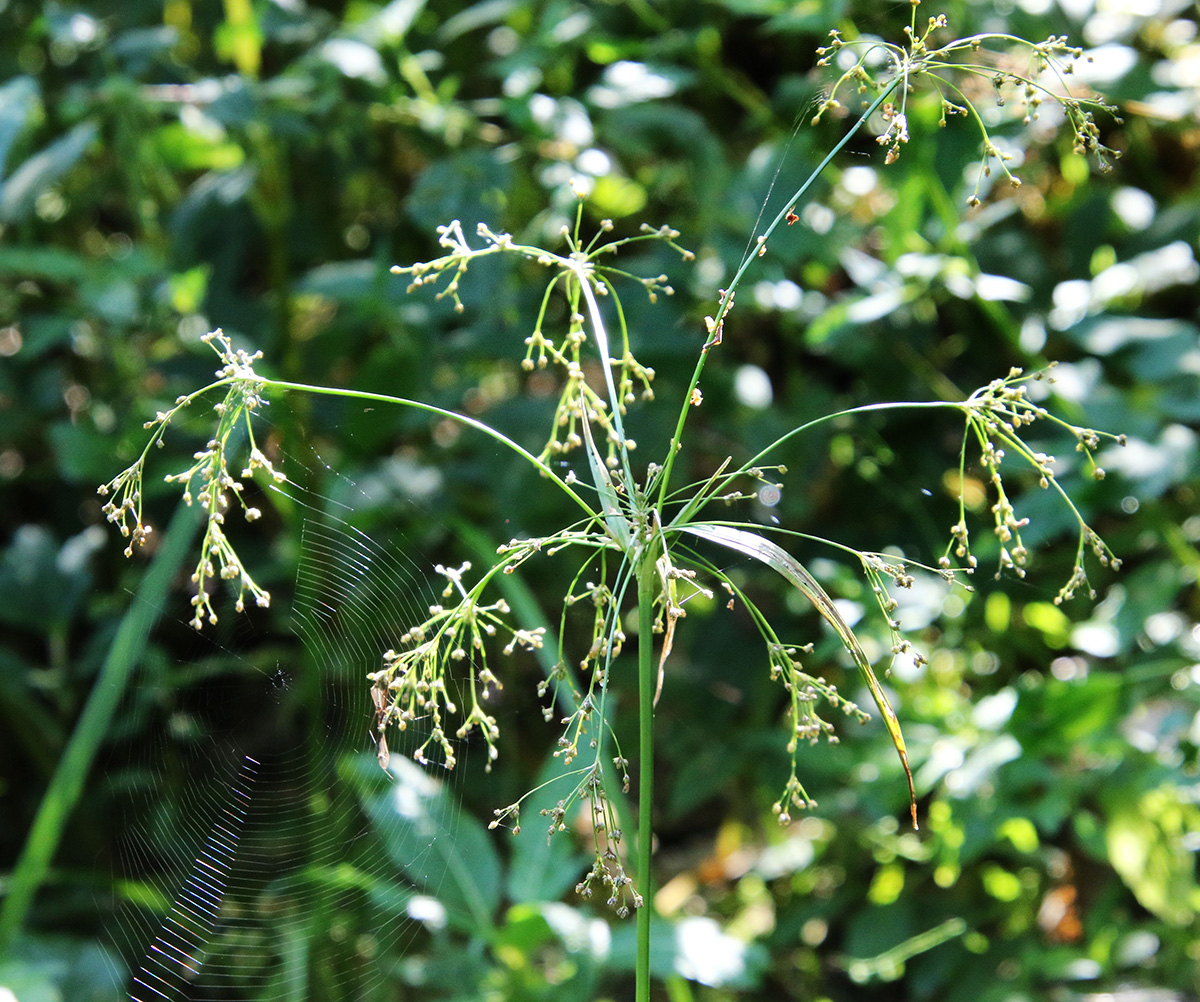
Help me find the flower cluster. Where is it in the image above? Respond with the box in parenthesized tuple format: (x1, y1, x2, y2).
(99, 329, 278, 629)
(367, 561, 545, 770)
(944, 367, 1124, 604)
(768, 642, 871, 824)
(812, 7, 1122, 203)
(391, 202, 689, 466)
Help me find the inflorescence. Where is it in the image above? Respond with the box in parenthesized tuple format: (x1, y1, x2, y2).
(99, 329, 278, 629)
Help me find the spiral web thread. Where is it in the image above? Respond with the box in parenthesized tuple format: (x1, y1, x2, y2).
(105, 445, 471, 1001)
(128, 756, 257, 1002)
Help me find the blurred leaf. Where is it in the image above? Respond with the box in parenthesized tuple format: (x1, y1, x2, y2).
(0, 75, 39, 176)
(0, 247, 88, 285)
(1103, 785, 1199, 926)
(49, 423, 121, 483)
(152, 122, 246, 171)
(351, 753, 501, 936)
(589, 173, 647, 218)
(0, 648, 65, 773)
(1022, 601, 1071, 647)
(167, 265, 211, 315)
(215, 0, 264, 77)
(0, 525, 105, 633)
(0, 121, 98, 224)
(506, 752, 589, 904)
(0, 958, 65, 1002)
(407, 151, 511, 232)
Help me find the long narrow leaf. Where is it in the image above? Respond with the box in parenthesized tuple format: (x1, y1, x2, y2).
(0, 502, 201, 952)
(678, 523, 918, 829)
(580, 411, 630, 549)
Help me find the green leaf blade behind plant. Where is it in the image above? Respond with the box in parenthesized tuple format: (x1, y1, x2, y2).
(506, 753, 590, 905)
(0, 121, 98, 223)
(346, 753, 501, 938)
(677, 523, 918, 828)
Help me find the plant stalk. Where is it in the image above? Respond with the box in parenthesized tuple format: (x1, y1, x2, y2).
(656, 79, 901, 512)
(635, 553, 657, 1002)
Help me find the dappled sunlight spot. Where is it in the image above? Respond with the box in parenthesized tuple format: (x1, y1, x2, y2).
(503, 65, 541, 97)
(753, 831, 819, 880)
(406, 895, 447, 932)
(575, 148, 612, 177)
(391, 761, 441, 820)
(944, 735, 1022, 796)
(1050, 656, 1089, 681)
(892, 574, 949, 632)
(1072, 621, 1120, 657)
(529, 94, 594, 148)
(802, 201, 835, 234)
(1075, 44, 1140, 84)
(840, 165, 877, 196)
(752, 278, 803, 311)
(672, 916, 749, 987)
(889, 648, 925, 682)
(919, 738, 965, 791)
(941, 592, 967, 618)
(1050, 279, 1095, 330)
(588, 61, 679, 108)
(319, 39, 386, 83)
(1099, 425, 1196, 490)
(734, 364, 773, 409)
(1039, 357, 1103, 402)
(1144, 611, 1186, 646)
(831, 597, 865, 628)
(541, 902, 611, 959)
(1086, 2, 1160, 43)
(1112, 186, 1156, 230)
(1052, 243, 1199, 328)
(972, 688, 1018, 730)
(974, 273, 1032, 302)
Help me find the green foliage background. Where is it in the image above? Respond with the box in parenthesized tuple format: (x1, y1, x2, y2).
(1, 0, 1198, 999)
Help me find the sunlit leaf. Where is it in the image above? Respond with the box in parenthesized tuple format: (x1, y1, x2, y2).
(1104, 785, 1199, 926)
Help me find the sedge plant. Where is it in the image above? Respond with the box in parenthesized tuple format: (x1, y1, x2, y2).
(99, 7, 1125, 999)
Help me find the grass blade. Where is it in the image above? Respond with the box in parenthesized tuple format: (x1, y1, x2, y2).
(580, 410, 631, 549)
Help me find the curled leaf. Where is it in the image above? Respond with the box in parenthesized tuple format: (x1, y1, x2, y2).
(679, 523, 918, 829)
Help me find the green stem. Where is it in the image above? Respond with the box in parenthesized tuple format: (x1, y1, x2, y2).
(655, 79, 902, 513)
(0, 502, 199, 954)
(635, 553, 657, 1002)
(671, 399, 965, 529)
(262, 378, 595, 517)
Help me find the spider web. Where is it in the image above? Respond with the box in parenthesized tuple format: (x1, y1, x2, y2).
(98, 416, 483, 1001)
